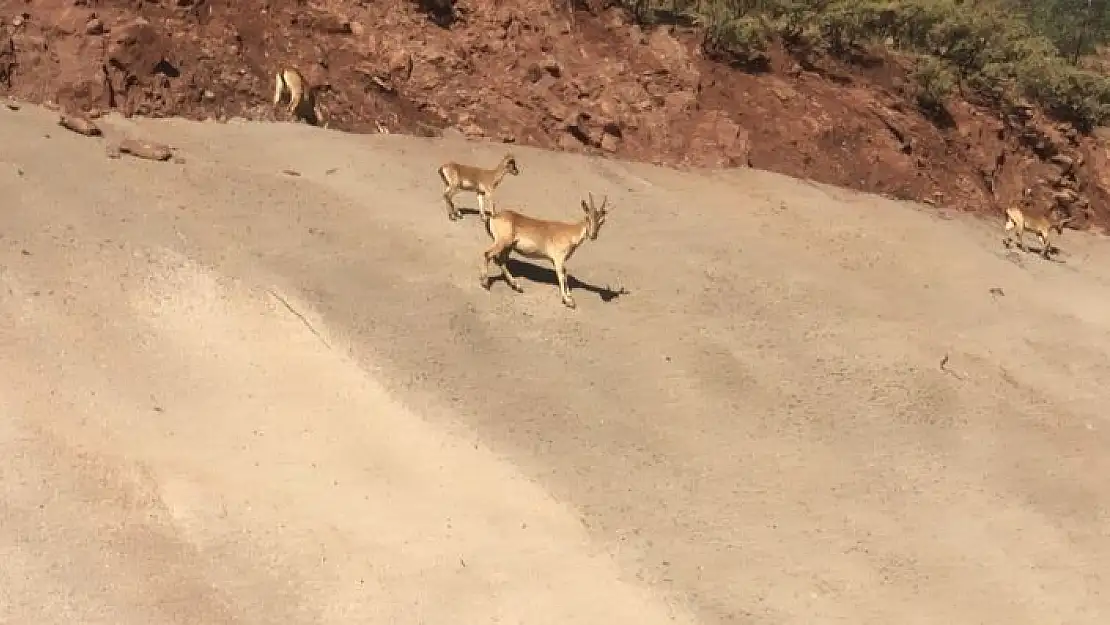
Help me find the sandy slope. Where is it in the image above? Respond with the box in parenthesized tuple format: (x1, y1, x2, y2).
(1, 104, 1109, 625)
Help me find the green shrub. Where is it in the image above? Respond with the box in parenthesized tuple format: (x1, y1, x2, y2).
(909, 55, 956, 111)
(698, 12, 773, 65)
(1018, 59, 1110, 129)
(616, 0, 1110, 130)
(1006, 0, 1110, 62)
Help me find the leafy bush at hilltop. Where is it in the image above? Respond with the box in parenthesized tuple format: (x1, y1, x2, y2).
(622, 0, 1110, 130)
(1008, 0, 1110, 62)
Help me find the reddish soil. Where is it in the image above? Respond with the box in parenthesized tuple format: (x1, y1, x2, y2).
(1, 0, 1107, 231)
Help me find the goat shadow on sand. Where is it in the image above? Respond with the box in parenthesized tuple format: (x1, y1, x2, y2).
(496, 259, 629, 304)
(1002, 240, 1066, 264)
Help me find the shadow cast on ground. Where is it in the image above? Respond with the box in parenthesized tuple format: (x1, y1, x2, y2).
(503, 259, 629, 303)
(1002, 240, 1067, 264)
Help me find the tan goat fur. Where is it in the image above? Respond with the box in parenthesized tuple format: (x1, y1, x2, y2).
(272, 67, 327, 127)
(1003, 192, 1073, 259)
(479, 192, 610, 309)
(437, 153, 520, 221)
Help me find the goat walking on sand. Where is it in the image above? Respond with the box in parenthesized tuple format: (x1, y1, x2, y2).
(479, 193, 611, 310)
(272, 67, 328, 127)
(437, 153, 520, 222)
(1002, 189, 1074, 259)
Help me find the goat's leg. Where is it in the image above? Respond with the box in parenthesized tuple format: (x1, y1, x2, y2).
(472, 193, 486, 219)
(478, 250, 493, 290)
(1038, 233, 1052, 259)
(553, 257, 575, 309)
(498, 249, 524, 293)
(478, 192, 497, 219)
(309, 95, 324, 127)
(273, 73, 285, 108)
(286, 88, 300, 119)
(480, 241, 509, 290)
(444, 187, 461, 221)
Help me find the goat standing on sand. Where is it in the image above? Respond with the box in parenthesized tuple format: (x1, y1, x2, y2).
(273, 67, 327, 127)
(480, 193, 611, 310)
(1002, 189, 1074, 259)
(437, 153, 520, 221)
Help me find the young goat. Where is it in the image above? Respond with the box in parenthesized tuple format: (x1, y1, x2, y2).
(1002, 193, 1074, 259)
(480, 193, 610, 309)
(273, 67, 327, 127)
(437, 152, 520, 221)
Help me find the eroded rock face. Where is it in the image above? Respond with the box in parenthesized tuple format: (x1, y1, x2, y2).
(700, 112, 751, 168)
(646, 28, 700, 90)
(102, 17, 178, 116)
(106, 18, 168, 76)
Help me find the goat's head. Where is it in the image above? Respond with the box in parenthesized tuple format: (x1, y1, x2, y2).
(581, 192, 610, 240)
(502, 153, 520, 176)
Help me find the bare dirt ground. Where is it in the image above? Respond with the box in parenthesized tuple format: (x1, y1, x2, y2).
(2, 104, 1110, 624)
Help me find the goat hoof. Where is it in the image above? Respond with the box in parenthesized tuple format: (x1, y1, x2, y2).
(510, 283, 524, 293)
(563, 297, 576, 309)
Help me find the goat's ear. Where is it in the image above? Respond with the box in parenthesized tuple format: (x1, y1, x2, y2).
(581, 200, 590, 213)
